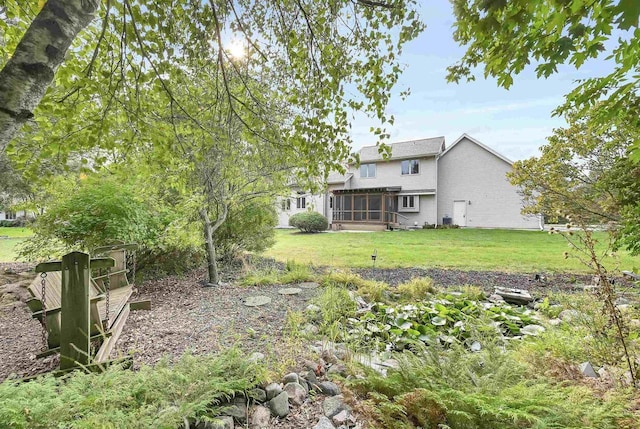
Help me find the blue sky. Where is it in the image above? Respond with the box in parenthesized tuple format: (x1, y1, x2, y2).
(349, 0, 615, 161)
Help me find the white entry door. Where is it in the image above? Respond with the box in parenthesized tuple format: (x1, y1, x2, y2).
(453, 200, 467, 227)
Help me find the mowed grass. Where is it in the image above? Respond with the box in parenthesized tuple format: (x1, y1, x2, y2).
(0, 227, 32, 262)
(263, 228, 640, 273)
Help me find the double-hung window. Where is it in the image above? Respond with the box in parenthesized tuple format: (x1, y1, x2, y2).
(401, 159, 420, 175)
(281, 199, 291, 211)
(296, 197, 306, 209)
(360, 163, 376, 178)
(399, 195, 419, 212)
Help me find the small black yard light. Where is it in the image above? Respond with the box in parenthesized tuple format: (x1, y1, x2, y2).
(371, 249, 378, 268)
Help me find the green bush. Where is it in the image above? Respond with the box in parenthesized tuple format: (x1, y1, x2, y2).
(22, 175, 163, 254)
(350, 344, 634, 428)
(18, 174, 204, 276)
(0, 349, 265, 428)
(215, 199, 278, 262)
(289, 212, 328, 233)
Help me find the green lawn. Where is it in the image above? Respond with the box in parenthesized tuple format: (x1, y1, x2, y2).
(0, 227, 32, 262)
(263, 228, 640, 273)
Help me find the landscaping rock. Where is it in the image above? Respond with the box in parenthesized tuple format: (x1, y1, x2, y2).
(322, 395, 351, 418)
(278, 287, 302, 295)
(495, 287, 533, 305)
(265, 383, 283, 401)
(269, 391, 290, 418)
(327, 363, 347, 377)
(559, 309, 581, 322)
(282, 372, 299, 384)
(487, 294, 505, 303)
(521, 324, 546, 336)
(250, 405, 271, 429)
(248, 388, 267, 403)
(305, 304, 321, 312)
(615, 297, 631, 306)
(196, 416, 234, 429)
(332, 409, 351, 426)
(302, 323, 319, 335)
(221, 397, 247, 422)
(470, 341, 482, 352)
(299, 282, 319, 289)
(216, 416, 234, 429)
(244, 296, 272, 307)
(313, 416, 335, 429)
(248, 352, 265, 363)
(319, 381, 341, 396)
(579, 362, 598, 378)
(284, 382, 307, 405)
(548, 318, 562, 326)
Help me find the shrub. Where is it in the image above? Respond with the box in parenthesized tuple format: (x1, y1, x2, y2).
(21, 175, 164, 255)
(0, 349, 266, 428)
(215, 199, 278, 262)
(350, 344, 634, 428)
(397, 277, 436, 300)
(289, 212, 328, 233)
(18, 174, 203, 277)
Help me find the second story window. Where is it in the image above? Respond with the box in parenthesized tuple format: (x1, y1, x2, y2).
(360, 163, 376, 178)
(296, 197, 306, 209)
(401, 159, 420, 175)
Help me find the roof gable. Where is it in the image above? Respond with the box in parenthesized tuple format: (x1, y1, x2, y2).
(440, 134, 513, 165)
(358, 136, 445, 162)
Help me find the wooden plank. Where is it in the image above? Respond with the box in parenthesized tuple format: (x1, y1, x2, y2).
(36, 332, 112, 358)
(60, 252, 92, 370)
(35, 261, 62, 273)
(95, 304, 130, 363)
(130, 300, 151, 311)
(93, 243, 138, 253)
(97, 286, 133, 326)
(26, 298, 42, 312)
(36, 257, 115, 273)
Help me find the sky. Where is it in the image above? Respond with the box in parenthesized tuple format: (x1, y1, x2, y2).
(348, 0, 616, 162)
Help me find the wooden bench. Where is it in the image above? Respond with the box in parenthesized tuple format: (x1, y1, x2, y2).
(26, 245, 136, 366)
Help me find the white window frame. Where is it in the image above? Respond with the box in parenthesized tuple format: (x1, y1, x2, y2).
(281, 199, 291, 211)
(5, 211, 16, 220)
(296, 196, 306, 209)
(360, 163, 376, 178)
(398, 195, 419, 212)
(401, 159, 420, 175)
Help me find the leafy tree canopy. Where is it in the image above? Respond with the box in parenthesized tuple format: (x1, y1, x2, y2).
(0, 0, 424, 178)
(448, 0, 640, 157)
(509, 102, 640, 254)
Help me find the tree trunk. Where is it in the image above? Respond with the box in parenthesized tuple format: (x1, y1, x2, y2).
(0, 0, 99, 151)
(200, 209, 219, 286)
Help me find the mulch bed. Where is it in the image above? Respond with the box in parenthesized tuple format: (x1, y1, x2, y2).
(0, 262, 602, 382)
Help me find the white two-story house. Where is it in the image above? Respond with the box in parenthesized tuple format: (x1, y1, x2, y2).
(277, 134, 541, 230)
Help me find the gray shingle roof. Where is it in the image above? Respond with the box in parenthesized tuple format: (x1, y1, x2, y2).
(327, 172, 353, 184)
(359, 136, 445, 162)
